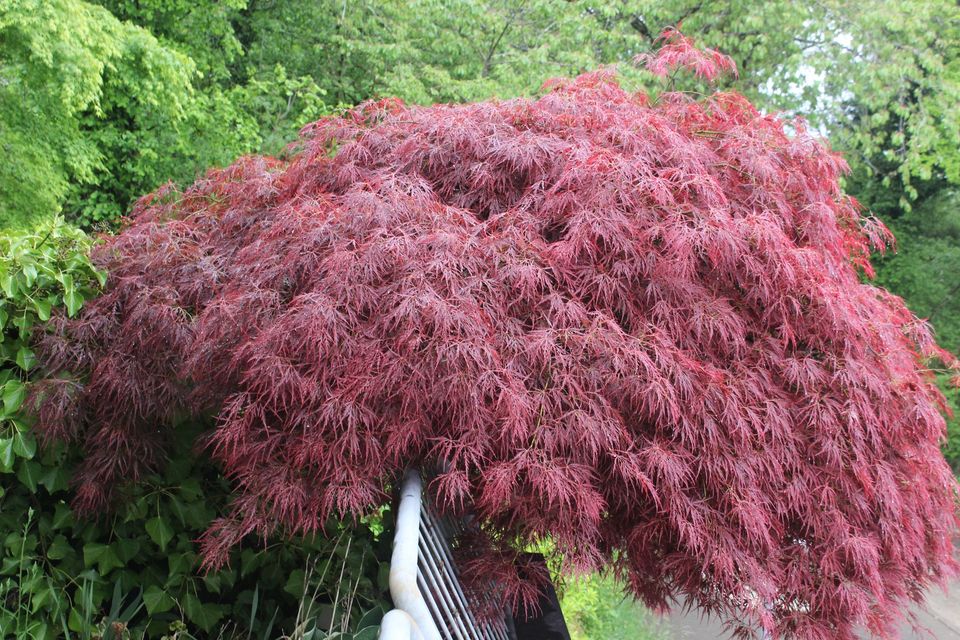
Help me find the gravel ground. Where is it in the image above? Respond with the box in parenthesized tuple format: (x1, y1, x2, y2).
(659, 583, 960, 640)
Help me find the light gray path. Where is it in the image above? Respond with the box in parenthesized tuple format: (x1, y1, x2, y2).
(658, 583, 960, 639)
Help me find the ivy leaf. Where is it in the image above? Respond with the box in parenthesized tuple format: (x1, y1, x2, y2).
(47, 535, 71, 560)
(35, 298, 52, 321)
(146, 516, 174, 551)
(15, 346, 35, 371)
(183, 592, 225, 631)
(0, 437, 14, 472)
(283, 568, 305, 597)
(64, 290, 83, 317)
(168, 550, 196, 576)
(143, 585, 175, 615)
(202, 573, 222, 594)
(353, 627, 379, 640)
(15, 459, 40, 492)
(12, 312, 31, 338)
(2, 380, 25, 413)
(355, 607, 383, 630)
(52, 503, 75, 530)
(37, 463, 69, 492)
(1, 273, 14, 298)
(12, 430, 36, 459)
(22, 263, 37, 287)
(82, 542, 123, 575)
(114, 537, 141, 562)
(68, 608, 91, 634)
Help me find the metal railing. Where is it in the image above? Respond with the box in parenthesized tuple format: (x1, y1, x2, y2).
(379, 470, 513, 640)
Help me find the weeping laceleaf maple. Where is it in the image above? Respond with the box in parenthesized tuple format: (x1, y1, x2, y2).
(30, 30, 960, 639)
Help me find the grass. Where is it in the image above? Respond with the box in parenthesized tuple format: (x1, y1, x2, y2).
(560, 574, 667, 640)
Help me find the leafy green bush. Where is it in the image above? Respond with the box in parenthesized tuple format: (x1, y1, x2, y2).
(0, 220, 391, 639)
(559, 575, 665, 640)
(873, 192, 960, 472)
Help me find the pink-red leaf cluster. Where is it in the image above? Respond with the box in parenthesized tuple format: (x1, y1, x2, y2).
(636, 27, 738, 81)
(31, 69, 958, 638)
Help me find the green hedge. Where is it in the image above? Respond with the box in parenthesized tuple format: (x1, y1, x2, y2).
(0, 220, 391, 639)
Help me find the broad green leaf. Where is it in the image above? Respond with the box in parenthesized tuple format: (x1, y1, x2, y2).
(283, 568, 305, 597)
(356, 607, 383, 630)
(37, 463, 69, 492)
(202, 572, 222, 594)
(68, 607, 90, 633)
(353, 627, 379, 640)
(114, 537, 141, 562)
(143, 585, 175, 615)
(35, 298, 52, 321)
(30, 584, 54, 612)
(64, 290, 83, 317)
(183, 592, 225, 631)
(1, 274, 14, 298)
(15, 346, 35, 371)
(3, 380, 25, 413)
(146, 516, 175, 551)
(83, 542, 106, 567)
(22, 262, 37, 286)
(0, 437, 14, 472)
(13, 311, 33, 337)
(47, 535, 72, 560)
(168, 550, 196, 576)
(12, 430, 36, 459)
(16, 459, 40, 492)
(82, 542, 122, 574)
(52, 503, 75, 529)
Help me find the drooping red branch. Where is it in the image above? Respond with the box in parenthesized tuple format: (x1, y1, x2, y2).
(31, 62, 957, 639)
(636, 27, 738, 81)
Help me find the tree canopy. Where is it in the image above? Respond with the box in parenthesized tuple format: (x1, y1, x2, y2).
(30, 36, 960, 639)
(0, 0, 196, 227)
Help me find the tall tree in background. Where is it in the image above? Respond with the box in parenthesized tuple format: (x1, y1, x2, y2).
(0, 0, 197, 228)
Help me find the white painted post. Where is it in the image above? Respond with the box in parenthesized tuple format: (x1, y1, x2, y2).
(380, 470, 442, 640)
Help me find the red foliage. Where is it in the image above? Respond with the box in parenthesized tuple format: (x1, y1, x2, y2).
(636, 27, 738, 81)
(30, 51, 959, 638)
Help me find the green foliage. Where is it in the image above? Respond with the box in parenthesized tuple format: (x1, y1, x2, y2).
(61, 82, 263, 229)
(1, 420, 391, 639)
(0, 220, 103, 412)
(874, 192, 960, 354)
(938, 374, 960, 474)
(7, 0, 959, 234)
(93, 0, 247, 85)
(873, 191, 960, 472)
(817, 0, 960, 208)
(560, 575, 665, 640)
(0, 0, 197, 229)
(241, 0, 634, 106)
(0, 221, 390, 638)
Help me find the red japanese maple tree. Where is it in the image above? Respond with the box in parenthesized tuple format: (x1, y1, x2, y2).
(31, 31, 959, 639)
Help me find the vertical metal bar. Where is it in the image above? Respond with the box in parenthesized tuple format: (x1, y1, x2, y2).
(418, 529, 470, 639)
(422, 504, 511, 640)
(420, 509, 488, 638)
